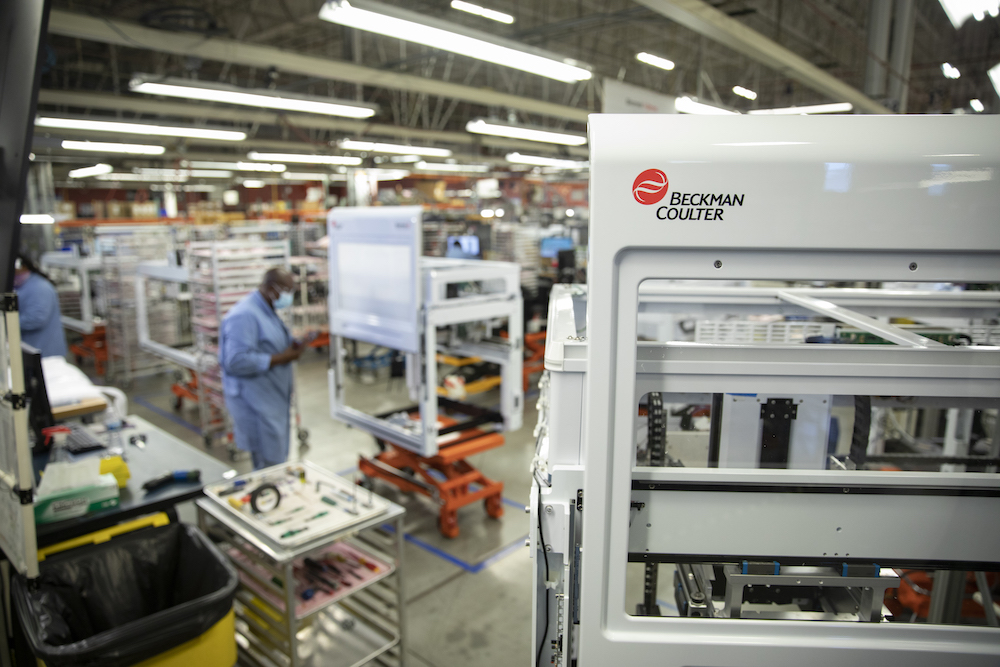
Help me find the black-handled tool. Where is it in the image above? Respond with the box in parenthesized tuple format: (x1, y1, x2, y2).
(142, 469, 201, 492)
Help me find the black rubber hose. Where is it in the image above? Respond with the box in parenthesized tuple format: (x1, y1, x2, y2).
(850, 396, 871, 467)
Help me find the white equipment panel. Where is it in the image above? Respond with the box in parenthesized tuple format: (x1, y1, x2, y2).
(326, 206, 422, 354)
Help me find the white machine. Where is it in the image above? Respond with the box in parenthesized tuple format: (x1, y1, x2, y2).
(39, 251, 102, 334)
(326, 206, 523, 458)
(531, 115, 1000, 666)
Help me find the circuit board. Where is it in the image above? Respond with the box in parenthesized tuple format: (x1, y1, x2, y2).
(203, 460, 389, 548)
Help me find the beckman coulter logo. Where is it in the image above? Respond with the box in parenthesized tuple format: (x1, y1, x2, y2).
(632, 169, 669, 205)
(635, 169, 747, 221)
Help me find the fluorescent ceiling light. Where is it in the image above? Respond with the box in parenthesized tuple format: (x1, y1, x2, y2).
(69, 163, 114, 179)
(390, 155, 422, 163)
(243, 180, 266, 188)
(450, 0, 514, 24)
(20, 214, 54, 225)
(132, 168, 233, 179)
(36, 117, 246, 141)
(283, 172, 347, 181)
(970, 98, 985, 112)
(732, 85, 757, 101)
(318, 0, 590, 83)
(506, 152, 589, 169)
(714, 141, 811, 147)
(636, 52, 674, 71)
(129, 75, 377, 119)
(989, 63, 1000, 99)
(61, 140, 165, 155)
(96, 172, 189, 182)
(937, 0, 999, 28)
(465, 119, 586, 146)
(150, 184, 218, 192)
(338, 139, 452, 157)
(185, 161, 287, 172)
(480, 209, 495, 218)
(941, 62, 961, 79)
(247, 151, 362, 165)
(675, 96, 739, 115)
(415, 161, 490, 172)
(748, 102, 853, 115)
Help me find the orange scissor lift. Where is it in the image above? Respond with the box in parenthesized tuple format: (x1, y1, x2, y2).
(359, 399, 506, 539)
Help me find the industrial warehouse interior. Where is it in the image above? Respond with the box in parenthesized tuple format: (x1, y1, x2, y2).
(0, 1, 998, 666)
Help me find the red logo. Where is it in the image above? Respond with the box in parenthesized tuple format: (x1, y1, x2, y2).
(633, 169, 669, 205)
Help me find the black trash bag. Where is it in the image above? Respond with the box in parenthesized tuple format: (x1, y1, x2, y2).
(13, 522, 237, 667)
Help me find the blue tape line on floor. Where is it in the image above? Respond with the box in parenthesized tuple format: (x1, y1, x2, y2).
(381, 523, 526, 574)
(132, 395, 202, 435)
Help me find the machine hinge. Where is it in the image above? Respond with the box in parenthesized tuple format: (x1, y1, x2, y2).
(2, 293, 18, 311)
(5, 392, 27, 410)
(576, 489, 583, 511)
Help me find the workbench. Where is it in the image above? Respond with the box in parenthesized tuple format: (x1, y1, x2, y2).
(32, 414, 236, 547)
(196, 465, 406, 667)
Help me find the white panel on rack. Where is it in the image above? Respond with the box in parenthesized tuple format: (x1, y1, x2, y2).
(327, 206, 422, 353)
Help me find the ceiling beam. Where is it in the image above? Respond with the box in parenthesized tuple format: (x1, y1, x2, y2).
(634, 0, 894, 114)
(47, 10, 591, 124)
(35, 89, 588, 157)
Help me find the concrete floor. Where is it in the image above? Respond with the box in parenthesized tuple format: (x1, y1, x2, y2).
(126, 351, 536, 667)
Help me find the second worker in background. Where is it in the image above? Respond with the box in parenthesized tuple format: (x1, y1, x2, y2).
(219, 267, 304, 470)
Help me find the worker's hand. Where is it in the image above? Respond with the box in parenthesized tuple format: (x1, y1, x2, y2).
(270, 342, 305, 367)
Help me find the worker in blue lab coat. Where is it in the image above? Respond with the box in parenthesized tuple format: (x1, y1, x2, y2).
(13, 255, 68, 358)
(219, 267, 304, 470)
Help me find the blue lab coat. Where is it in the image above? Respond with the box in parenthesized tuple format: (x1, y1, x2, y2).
(218, 290, 293, 469)
(15, 273, 68, 358)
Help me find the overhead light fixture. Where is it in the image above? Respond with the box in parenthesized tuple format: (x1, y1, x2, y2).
(505, 152, 589, 169)
(184, 161, 287, 172)
(748, 102, 853, 115)
(243, 180, 266, 188)
(151, 183, 218, 192)
(337, 139, 453, 157)
(129, 75, 378, 119)
(20, 214, 54, 225)
(390, 155, 422, 163)
(283, 172, 347, 181)
(132, 168, 233, 179)
(247, 151, 362, 165)
(61, 140, 166, 155)
(732, 85, 757, 101)
(989, 62, 1000, 99)
(450, 0, 514, 24)
(480, 208, 495, 218)
(36, 117, 246, 141)
(465, 119, 586, 146)
(675, 96, 739, 115)
(69, 163, 114, 179)
(636, 52, 675, 71)
(95, 172, 189, 182)
(937, 0, 999, 28)
(494, 208, 505, 217)
(415, 161, 490, 172)
(318, 0, 591, 83)
(970, 98, 985, 112)
(566, 208, 575, 217)
(941, 62, 961, 79)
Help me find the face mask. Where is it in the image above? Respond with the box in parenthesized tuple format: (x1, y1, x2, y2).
(273, 289, 294, 310)
(13, 272, 29, 288)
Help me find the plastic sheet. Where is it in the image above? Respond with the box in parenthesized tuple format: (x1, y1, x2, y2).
(12, 523, 237, 667)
